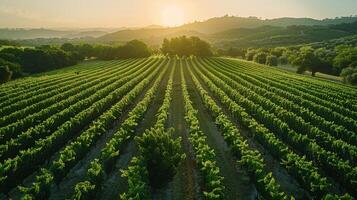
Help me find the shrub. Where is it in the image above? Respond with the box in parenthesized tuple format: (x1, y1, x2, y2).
(161, 36, 212, 56)
(266, 55, 278, 66)
(71, 181, 96, 200)
(135, 128, 185, 188)
(0, 65, 12, 83)
(278, 55, 289, 65)
(0, 58, 21, 78)
(18, 169, 53, 200)
(253, 52, 268, 64)
(340, 66, 357, 85)
(333, 47, 357, 71)
(245, 50, 256, 61)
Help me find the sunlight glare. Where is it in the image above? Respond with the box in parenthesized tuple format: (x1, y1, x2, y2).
(161, 5, 185, 27)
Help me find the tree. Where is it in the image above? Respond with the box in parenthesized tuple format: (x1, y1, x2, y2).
(340, 66, 357, 85)
(77, 44, 95, 58)
(313, 48, 337, 75)
(245, 50, 256, 61)
(161, 38, 172, 55)
(0, 52, 21, 63)
(253, 52, 268, 64)
(161, 36, 212, 56)
(87, 40, 151, 60)
(0, 58, 22, 78)
(20, 49, 54, 73)
(0, 65, 12, 83)
(60, 43, 75, 52)
(219, 47, 246, 57)
(266, 55, 278, 66)
(0, 47, 23, 56)
(122, 40, 151, 58)
(284, 49, 299, 64)
(291, 46, 321, 76)
(270, 47, 286, 57)
(0, 41, 152, 76)
(333, 47, 357, 72)
(191, 36, 213, 56)
(278, 55, 289, 65)
(0, 45, 86, 76)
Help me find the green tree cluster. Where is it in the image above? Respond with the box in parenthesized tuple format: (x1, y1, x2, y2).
(245, 49, 256, 61)
(216, 47, 246, 58)
(0, 40, 152, 83)
(290, 46, 321, 76)
(266, 55, 278, 66)
(253, 52, 268, 64)
(161, 36, 212, 56)
(241, 39, 357, 84)
(0, 46, 80, 83)
(62, 40, 151, 60)
(0, 65, 12, 83)
(340, 67, 357, 85)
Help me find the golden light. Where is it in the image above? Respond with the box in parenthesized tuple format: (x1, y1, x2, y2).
(161, 5, 185, 27)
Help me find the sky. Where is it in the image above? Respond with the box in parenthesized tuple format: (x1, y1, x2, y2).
(0, 0, 357, 28)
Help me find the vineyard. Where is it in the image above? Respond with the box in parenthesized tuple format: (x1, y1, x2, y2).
(0, 56, 356, 200)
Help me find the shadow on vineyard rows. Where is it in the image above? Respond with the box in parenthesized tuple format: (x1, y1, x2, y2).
(0, 56, 356, 200)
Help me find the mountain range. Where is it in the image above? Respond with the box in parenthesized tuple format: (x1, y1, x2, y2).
(97, 16, 357, 47)
(1, 15, 357, 48)
(0, 27, 124, 40)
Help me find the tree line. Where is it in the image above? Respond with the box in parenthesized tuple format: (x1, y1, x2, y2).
(216, 36, 357, 85)
(161, 36, 213, 56)
(0, 40, 151, 83)
(0, 36, 213, 83)
(0, 46, 81, 83)
(60, 40, 151, 60)
(2, 33, 356, 85)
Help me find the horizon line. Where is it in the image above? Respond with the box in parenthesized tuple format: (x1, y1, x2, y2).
(1, 14, 357, 30)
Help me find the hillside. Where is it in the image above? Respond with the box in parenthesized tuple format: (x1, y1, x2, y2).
(0, 28, 117, 40)
(211, 21, 357, 47)
(98, 18, 357, 47)
(180, 16, 357, 34)
(2, 16, 357, 47)
(97, 27, 206, 46)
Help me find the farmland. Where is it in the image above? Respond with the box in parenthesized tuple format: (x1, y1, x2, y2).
(0, 56, 356, 200)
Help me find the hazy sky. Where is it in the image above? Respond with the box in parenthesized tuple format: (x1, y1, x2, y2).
(0, 0, 357, 28)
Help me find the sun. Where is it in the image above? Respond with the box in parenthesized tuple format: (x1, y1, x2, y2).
(161, 5, 185, 27)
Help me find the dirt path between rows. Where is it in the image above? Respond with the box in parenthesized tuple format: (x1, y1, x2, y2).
(100, 63, 173, 200)
(190, 60, 310, 199)
(47, 63, 168, 200)
(184, 61, 257, 200)
(152, 60, 202, 200)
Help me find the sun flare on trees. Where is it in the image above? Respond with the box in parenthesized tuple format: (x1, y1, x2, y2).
(161, 4, 185, 27)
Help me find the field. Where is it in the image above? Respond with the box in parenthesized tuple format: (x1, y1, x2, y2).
(0, 56, 356, 200)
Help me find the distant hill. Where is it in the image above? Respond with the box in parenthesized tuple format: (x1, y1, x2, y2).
(97, 15, 357, 46)
(180, 16, 357, 34)
(0, 28, 68, 39)
(64, 31, 109, 38)
(210, 21, 357, 47)
(0, 28, 117, 40)
(303, 35, 357, 50)
(2, 15, 357, 47)
(97, 28, 206, 46)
